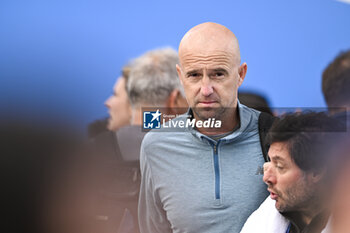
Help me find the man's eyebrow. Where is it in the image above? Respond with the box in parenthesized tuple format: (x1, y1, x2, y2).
(270, 155, 285, 162)
(212, 68, 228, 74)
(186, 69, 201, 76)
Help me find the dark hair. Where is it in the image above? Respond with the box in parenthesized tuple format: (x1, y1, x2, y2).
(322, 50, 350, 107)
(266, 112, 341, 173)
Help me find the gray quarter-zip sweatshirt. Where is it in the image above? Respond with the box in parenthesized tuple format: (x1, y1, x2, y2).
(138, 103, 269, 233)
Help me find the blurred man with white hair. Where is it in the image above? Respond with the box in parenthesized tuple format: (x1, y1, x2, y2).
(95, 48, 188, 233)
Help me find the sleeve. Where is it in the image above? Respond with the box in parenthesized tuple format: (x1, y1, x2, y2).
(138, 141, 172, 233)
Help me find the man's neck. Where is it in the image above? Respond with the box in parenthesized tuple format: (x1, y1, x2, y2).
(294, 209, 319, 226)
(131, 107, 143, 126)
(283, 205, 329, 232)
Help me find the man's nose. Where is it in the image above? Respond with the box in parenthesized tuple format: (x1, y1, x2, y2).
(200, 75, 214, 97)
(263, 162, 276, 185)
(104, 97, 112, 108)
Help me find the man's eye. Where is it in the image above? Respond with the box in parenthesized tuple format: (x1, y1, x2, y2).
(188, 73, 200, 78)
(215, 72, 224, 77)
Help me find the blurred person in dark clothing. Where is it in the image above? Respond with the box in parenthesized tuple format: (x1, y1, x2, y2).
(321, 49, 350, 230)
(1, 121, 99, 233)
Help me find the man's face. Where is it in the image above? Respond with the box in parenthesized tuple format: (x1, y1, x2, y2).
(176, 50, 245, 121)
(104, 77, 131, 131)
(263, 142, 316, 213)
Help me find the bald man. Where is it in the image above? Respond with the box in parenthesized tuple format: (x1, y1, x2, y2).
(138, 22, 270, 233)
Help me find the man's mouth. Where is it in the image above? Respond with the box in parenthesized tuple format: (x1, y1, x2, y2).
(197, 101, 217, 107)
(268, 188, 279, 200)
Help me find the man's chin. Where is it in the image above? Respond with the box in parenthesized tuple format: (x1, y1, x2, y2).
(106, 120, 114, 131)
(193, 109, 218, 120)
(275, 202, 289, 213)
(275, 202, 280, 211)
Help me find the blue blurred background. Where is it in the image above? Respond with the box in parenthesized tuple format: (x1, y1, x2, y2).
(1, 0, 350, 130)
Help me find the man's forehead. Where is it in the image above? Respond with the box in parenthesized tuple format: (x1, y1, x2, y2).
(180, 51, 235, 70)
(114, 76, 124, 89)
(179, 37, 237, 58)
(268, 142, 291, 160)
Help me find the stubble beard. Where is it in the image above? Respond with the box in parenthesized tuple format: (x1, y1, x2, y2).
(276, 180, 316, 214)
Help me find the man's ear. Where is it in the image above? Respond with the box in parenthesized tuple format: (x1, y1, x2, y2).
(167, 89, 188, 109)
(176, 64, 184, 85)
(308, 170, 325, 184)
(167, 90, 178, 109)
(238, 62, 247, 87)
